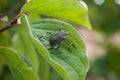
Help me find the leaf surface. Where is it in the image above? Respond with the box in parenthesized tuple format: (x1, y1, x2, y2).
(22, 0, 91, 29)
(0, 47, 39, 80)
(30, 19, 89, 80)
(14, 14, 39, 73)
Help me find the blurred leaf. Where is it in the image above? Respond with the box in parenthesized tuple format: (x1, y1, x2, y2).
(0, 31, 9, 46)
(0, 47, 39, 80)
(0, 55, 5, 76)
(107, 45, 120, 79)
(0, 0, 25, 18)
(0, 19, 10, 79)
(11, 34, 24, 54)
(86, 0, 120, 35)
(0, 21, 10, 46)
(0, 0, 8, 11)
(22, 0, 91, 29)
(13, 14, 39, 74)
(88, 44, 120, 79)
(28, 14, 41, 22)
(88, 57, 109, 77)
(39, 55, 49, 80)
(30, 19, 89, 80)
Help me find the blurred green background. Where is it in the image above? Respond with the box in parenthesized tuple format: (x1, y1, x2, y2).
(0, 0, 120, 80)
(82, 0, 120, 80)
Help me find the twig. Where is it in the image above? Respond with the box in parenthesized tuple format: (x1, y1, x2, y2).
(0, 13, 22, 33)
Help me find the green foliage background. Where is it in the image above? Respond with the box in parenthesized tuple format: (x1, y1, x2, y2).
(0, 0, 120, 80)
(0, 0, 90, 80)
(84, 0, 120, 80)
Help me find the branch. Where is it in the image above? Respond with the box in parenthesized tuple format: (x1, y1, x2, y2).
(0, 13, 22, 33)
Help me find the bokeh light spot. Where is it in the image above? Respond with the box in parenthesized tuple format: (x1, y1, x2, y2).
(94, 0, 105, 5)
(115, 0, 120, 5)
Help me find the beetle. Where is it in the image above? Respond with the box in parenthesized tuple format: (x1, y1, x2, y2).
(36, 25, 76, 50)
(48, 29, 69, 49)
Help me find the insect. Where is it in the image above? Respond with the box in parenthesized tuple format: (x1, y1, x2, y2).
(36, 25, 76, 50)
(48, 29, 69, 49)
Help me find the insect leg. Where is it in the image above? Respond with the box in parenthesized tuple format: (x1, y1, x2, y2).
(65, 38, 77, 48)
(64, 40, 73, 51)
(57, 23, 64, 31)
(36, 32, 52, 40)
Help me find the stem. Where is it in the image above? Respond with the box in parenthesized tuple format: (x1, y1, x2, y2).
(0, 13, 22, 33)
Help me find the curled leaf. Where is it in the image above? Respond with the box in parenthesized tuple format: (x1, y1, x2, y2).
(30, 19, 89, 80)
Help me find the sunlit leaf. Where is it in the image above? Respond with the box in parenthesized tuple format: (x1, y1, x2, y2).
(22, 0, 91, 29)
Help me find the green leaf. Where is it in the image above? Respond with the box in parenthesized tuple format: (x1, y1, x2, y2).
(39, 56, 49, 80)
(22, 0, 91, 29)
(13, 14, 39, 73)
(0, 47, 39, 80)
(0, 54, 5, 76)
(30, 19, 89, 80)
(0, 21, 10, 46)
(11, 34, 24, 54)
(0, 0, 8, 12)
